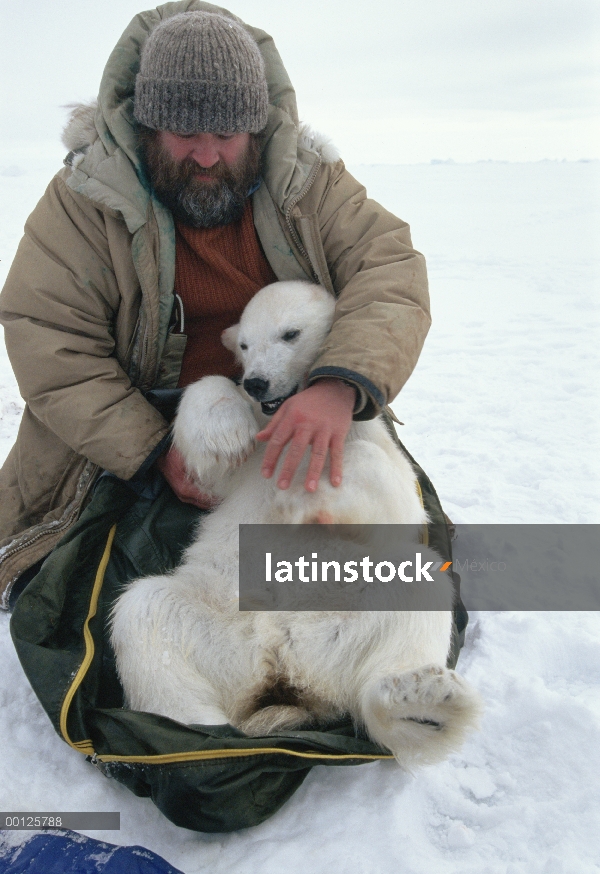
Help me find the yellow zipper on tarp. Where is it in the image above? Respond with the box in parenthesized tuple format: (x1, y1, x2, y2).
(96, 748, 392, 764)
(59, 524, 394, 765)
(59, 523, 117, 757)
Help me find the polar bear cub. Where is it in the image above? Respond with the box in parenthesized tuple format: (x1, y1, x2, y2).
(111, 281, 481, 767)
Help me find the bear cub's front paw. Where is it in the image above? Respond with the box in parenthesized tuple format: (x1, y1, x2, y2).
(174, 377, 258, 480)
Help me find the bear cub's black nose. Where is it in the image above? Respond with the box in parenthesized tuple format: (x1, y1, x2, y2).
(244, 378, 270, 400)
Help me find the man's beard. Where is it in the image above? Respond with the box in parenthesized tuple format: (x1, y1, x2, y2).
(138, 129, 261, 228)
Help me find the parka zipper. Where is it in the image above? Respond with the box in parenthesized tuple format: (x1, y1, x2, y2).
(284, 155, 322, 284)
(136, 204, 164, 392)
(139, 311, 153, 391)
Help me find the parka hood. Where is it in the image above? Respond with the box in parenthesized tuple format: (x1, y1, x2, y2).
(63, 1, 340, 233)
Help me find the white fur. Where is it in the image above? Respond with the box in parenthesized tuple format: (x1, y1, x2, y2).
(297, 121, 341, 164)
(111, 281, 481, 767)
(61, 101, 98, 153)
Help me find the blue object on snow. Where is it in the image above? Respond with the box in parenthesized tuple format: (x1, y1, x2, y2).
(0, 832, 186, 874)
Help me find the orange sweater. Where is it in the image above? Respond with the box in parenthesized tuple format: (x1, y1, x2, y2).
(174, 201, 277, 387)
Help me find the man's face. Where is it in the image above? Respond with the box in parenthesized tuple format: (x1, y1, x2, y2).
(139, 129, 261, 228)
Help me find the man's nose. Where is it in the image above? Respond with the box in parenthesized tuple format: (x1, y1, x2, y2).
(190, 136, 220, 169)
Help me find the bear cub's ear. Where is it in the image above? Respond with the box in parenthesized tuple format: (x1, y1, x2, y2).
(221, 324, 240, 354)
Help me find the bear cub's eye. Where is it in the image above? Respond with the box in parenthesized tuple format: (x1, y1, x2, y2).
(240, 343, 248, 350)
(282, 330, 300, 342)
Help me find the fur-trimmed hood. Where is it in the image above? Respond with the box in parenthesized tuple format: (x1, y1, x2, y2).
(61, 1, 341, 232)
(61, 101, 99, 154)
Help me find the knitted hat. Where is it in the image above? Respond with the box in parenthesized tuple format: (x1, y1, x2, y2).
(134, 12, 269, 134)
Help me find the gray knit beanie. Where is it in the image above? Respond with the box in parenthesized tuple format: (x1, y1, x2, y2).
(134, 12, 269, 134)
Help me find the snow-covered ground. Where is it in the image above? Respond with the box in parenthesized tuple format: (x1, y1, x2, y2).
(0, 152, 599, 872)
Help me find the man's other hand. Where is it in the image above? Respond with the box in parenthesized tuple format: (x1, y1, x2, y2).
(256, 378, 356, 492)
(156, 445, 219, 509)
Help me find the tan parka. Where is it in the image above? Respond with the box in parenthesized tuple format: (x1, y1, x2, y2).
(0, 0, 430, 606)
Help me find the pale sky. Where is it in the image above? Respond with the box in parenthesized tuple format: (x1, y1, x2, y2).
(1, 0, 599, 163)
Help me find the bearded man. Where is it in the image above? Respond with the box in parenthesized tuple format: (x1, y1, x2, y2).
(0, 4, 431, 608)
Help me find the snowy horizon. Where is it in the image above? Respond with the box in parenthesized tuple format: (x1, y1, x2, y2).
(2, 143, 598, 170)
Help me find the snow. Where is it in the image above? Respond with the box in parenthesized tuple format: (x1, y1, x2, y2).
(1, 153, 599, 872)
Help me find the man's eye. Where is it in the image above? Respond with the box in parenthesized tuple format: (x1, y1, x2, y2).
(282, 330, 300, 342)
(217, 133, 235, 141)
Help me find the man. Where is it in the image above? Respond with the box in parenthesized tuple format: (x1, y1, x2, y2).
(0, 3, 430, 608)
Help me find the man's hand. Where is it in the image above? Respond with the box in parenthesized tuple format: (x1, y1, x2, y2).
(156, 445, 219, 509)
(256, 378, 356, 491)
